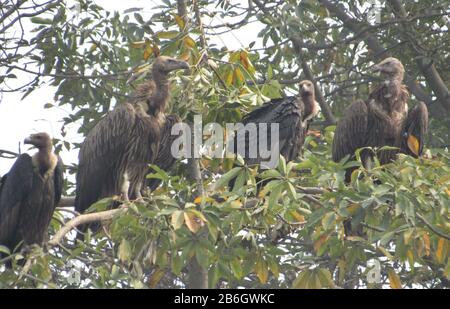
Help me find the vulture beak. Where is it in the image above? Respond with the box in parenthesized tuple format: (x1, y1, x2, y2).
(24, 136, 33, 144)
(371, 64, 381, 73)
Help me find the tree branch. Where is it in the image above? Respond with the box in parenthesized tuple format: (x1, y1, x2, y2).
(48, 206, 128, 246)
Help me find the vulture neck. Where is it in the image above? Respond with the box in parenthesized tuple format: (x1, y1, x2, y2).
(148, 69, 170, 116)
(33, 146, 57, 176)
(301, 93, 318, 121)
(370, 77, 408, 114)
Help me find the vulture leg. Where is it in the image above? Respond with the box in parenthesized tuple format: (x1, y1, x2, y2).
(120, 172, 130, 202)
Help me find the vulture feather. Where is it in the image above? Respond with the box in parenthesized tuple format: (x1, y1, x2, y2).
(0, 133, 63, 259)
(234, 80, 319, 166)
(146, 114, 182, 191)
(332, 57, 428, 181)
(74, 56, 188, 234)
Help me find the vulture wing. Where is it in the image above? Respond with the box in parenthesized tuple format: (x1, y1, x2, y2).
(401, 101, 428, 157)
(75, 103, 137, 213)
(53, 156, 64, 205)
(237, 96, 303, 164)
(332, 99, 369, 163)
(147, 114, 181, 190)
(0, 154, 33, 247)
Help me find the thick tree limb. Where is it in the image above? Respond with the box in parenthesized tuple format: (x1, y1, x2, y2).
(48, 207, 127, 246)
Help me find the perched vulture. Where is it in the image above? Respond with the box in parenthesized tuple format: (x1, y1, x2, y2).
(74, 56, 188, 234)
(234, 80, 319, 166)
(331, 57, 428, 235)
(0, 133, 63, 257)
(332, 57, 428, 182)
(146, 114, 181, 191)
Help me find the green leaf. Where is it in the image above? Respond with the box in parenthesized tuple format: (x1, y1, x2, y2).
(215, 167, 242, 189)
(118, 239, 132, 263)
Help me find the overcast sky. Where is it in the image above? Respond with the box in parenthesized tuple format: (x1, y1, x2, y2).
(0, 0, 260, 176)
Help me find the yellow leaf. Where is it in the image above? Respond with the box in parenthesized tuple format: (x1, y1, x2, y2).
(184, 212, 202, 233)
(234, 68, 245, 85)
(290, 210, 305, 223)
(346, 203, 360, 215)
(255, 257, 269, 284)
(423, 233, 431, 256)
(180, 50, 190, 62)
(407, 134, 420, 156)
(171, 210, 184, 230)
(148, 268, 165, 288)
(225, 70, 233, 86)
(314, 234, 329, 252)
(174, 14, 185, 30)
(194, 196, 215, 204)
(239, 51, 250, 69)
(184, 36, 196, 49)
(436, 237, 447, 263)
(388, 269, 402, 289)
(143, 46, 153, 61)
(156, 30, 179, 39)
(378, 246, 394, 261)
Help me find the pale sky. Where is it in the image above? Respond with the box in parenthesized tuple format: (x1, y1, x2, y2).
(0, 0, 261, 176)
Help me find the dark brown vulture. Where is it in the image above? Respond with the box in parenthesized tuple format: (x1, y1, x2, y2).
(331, 57, 428, 235)
(74, 56, 188, 233)
(332, 57, 428, 181)
(0, 133, 63, 258)
(234, 80, 320, 166)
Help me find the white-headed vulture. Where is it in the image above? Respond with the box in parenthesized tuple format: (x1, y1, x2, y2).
(332, 57, 428, 182)
(74, 56, 188, 232)
(234, 80, 320, 166)
(0, 132, 63, 255)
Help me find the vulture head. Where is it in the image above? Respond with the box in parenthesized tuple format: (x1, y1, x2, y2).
(152, 56, 190, 75)
(24, 132, 52, 150)
(372, 57, 404, 81)
(299, 80, 319, 121)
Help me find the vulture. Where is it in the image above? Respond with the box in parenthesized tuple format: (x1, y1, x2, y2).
(331, 57, 428, 235)
(74, 56, 188, 234)
(0, 132, 63, 258)
(332, 57, 428, 181)
(234, 80, 319, 167)
(228, 80, 319, 190)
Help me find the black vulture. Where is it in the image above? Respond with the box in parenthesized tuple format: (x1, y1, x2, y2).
(74, 56, 188, 234)
(234, 80, 319, 167)
(332, 57, 428, 181)
(0, 132, 63, 258)
(331, 57, 428, 235)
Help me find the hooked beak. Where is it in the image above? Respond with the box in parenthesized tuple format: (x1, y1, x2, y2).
(371, 64, 381, 73)
(24, 137, 32, 144)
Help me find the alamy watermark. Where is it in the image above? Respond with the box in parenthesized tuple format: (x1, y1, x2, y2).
(170, 115, 280, 169)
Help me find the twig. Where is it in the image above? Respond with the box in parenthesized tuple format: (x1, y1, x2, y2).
(416, 213, 450, 241)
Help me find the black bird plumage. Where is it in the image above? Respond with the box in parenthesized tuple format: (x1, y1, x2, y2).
(0, 133, 63, 260)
